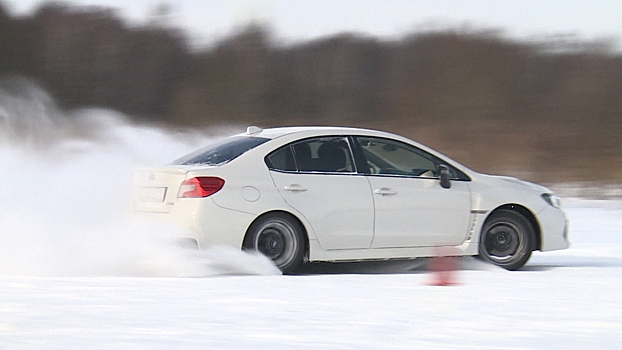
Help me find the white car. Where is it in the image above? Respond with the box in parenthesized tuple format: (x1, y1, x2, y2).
(133, 126, 569, 273)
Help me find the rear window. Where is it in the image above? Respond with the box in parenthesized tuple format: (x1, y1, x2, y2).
(171, 136, 270, 165)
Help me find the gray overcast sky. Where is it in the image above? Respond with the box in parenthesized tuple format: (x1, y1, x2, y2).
(4, 0, 622, 45)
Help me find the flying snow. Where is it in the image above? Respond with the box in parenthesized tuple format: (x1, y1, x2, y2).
(0, 76, 280, 277)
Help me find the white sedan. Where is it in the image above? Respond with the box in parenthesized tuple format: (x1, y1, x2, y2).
(133, 126, 569, 273)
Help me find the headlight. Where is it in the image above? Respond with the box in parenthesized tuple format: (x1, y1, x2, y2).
(541, 193, 561, 208)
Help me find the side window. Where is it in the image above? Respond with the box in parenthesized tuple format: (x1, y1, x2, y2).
(292, 137, 355, 173)
(265, 145, 296, 172)
(356, 136, 461, 179)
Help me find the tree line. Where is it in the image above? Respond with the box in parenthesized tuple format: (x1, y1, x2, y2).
(1, 2, 622, 183)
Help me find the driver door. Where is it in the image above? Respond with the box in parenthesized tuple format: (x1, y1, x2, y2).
(355, 136, 472, 248)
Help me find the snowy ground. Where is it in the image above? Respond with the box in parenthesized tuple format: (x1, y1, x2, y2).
(1, 83, 621, 349)
(1, 200, 622, 349)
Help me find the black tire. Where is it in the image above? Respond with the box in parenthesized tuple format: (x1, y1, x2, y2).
(243, 213, 305, 274)
(479, 209, 535, 271)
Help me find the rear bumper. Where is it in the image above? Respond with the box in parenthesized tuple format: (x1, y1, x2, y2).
(134, 197, 255, 250)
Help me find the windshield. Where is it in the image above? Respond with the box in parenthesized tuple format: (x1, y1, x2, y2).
(171, 136, 270, 166)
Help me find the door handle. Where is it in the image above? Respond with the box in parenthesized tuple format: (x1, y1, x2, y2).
(374, 187, 397, 196)
(284, 184, 307, 192)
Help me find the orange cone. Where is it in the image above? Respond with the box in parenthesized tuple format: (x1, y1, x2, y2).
(426, 247, 459, 286)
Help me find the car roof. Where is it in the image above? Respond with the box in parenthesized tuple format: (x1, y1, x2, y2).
(236, 126, 391, 140)
(238, 126, 475, 176)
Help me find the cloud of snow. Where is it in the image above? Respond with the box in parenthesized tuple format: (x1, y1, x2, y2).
(0, 76, 280, 277)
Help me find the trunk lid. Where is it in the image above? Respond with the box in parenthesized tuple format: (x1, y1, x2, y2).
(132, 166, 190, 213)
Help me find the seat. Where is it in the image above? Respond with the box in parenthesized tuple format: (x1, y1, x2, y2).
(293, 142, 316, 171)
(317, 142, 348, 172)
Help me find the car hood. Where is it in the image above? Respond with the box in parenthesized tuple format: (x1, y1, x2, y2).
(476, 173, 552, 194)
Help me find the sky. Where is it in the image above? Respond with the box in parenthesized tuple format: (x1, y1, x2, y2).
(4, 0, 622, 46)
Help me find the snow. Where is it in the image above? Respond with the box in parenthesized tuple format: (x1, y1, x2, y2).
(2, 216, 622, 349)
(1, 86, 622, 348)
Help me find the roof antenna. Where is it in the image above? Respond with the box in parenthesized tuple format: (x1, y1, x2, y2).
(246, 126, 263, 135)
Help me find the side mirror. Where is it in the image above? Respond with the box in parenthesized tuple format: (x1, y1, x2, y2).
(439, 165, 451, 189)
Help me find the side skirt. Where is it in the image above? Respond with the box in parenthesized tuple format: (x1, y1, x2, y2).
(306, 213, 486, 262)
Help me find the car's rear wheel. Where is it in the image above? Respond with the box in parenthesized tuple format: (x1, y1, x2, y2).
(479, 209, 535, 271)
(244, 213, 305, 274)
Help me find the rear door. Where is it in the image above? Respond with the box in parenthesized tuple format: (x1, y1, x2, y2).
(266, 137, 374, 250)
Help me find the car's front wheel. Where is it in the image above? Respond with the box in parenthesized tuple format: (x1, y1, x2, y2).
(479, 210, 535, 271)
(243, 213, 305, 274)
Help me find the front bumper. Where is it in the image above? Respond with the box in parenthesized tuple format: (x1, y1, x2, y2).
(538, 205, 570, 251)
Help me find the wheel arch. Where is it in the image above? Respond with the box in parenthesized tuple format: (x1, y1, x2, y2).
(484, 204, 541, 251)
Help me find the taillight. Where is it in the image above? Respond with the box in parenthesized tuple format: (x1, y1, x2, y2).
(178, 177, 225, 198)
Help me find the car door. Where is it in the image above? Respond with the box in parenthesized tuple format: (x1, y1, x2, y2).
(354, 136, 472, 248)
(266, 136, 374, 250)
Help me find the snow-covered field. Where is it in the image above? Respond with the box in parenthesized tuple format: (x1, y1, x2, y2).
(2, 200, 622, 349)
(1, 82, 621, 349)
